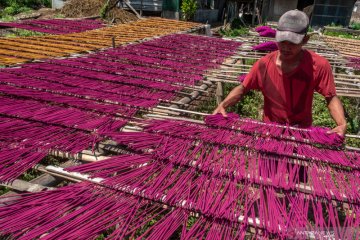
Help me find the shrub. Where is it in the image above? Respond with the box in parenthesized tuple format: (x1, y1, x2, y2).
(181, 0, 197, 21)
(350, 22, 360, 30)
(0, 0, 50, 16)
(99, 1, 110, 19)
(230, 18, 243, 29)
(3, 5, 31, 15)
(219, 27, 249, 37)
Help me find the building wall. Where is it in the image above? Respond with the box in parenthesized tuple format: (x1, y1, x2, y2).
(52, 0, 66, 9)
(194, 9, 219, 23)
(310, 0, 356, 26)
(264, 0, 298, 21)
(262, 0, 356, 26)
(351, 0, 360, 22)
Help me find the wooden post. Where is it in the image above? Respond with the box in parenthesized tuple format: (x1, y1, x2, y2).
(252, 0, 258, 26)
(256, 7, 262, 25)
(140, 0, 143, 16)
(216, 82, 224, 105)
(112, 36, 116, 48)
(223, 10, 227, 27)
(205, 24, 212, 36)
(123, 0, 142, 18)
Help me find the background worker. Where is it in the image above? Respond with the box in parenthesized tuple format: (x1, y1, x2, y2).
(213, 10, 347, 136)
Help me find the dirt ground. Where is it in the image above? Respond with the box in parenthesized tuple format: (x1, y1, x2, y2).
(12, 8, 61, 20)
(60, 0, 138, 23)
(9, 0, 138, 24)
(351, 12, 360, 23)
(61, 0, 104, 18)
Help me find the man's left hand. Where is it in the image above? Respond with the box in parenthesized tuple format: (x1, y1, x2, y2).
(328, 124, 347, 136)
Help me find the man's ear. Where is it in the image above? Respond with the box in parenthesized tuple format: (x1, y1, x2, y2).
(302, 35, 310, 44)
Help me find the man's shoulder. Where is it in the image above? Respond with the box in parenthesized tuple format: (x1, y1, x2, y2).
(257, 51, 277, 66)
(261, 51, 277, 61)
(304, 49, 330, 67)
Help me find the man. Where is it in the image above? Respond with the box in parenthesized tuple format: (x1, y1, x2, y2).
(213, 10, 347, 136)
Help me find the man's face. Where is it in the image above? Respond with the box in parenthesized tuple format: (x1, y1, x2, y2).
(277, 40, 303, 61)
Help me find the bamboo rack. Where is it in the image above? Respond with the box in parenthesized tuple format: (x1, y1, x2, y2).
(152, 106, 360, 141)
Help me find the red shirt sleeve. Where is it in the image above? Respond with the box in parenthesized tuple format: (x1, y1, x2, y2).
(314, 59, 337, 98)
(242, 59, 261, 91)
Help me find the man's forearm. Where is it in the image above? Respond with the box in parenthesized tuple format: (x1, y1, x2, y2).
(220, 84, 247, 108)
(326, 96, 347, 136)
(213, 84, 247, 116)
(326, 96, 346, 126)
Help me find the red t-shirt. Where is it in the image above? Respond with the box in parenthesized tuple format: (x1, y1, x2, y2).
(242, 49, 336, 127)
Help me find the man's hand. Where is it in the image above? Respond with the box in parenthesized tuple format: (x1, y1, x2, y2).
(328, 124, 347, 136)
(326, 96, 347, 137)
(212, 85, 246, 118)
(213, 104, 228, 117)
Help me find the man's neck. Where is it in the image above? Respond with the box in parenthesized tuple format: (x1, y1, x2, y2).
(276, 50, 304, 74)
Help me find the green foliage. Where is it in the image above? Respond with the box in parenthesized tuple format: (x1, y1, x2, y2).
(95, 226, 116, 240)
(196, 83, 263, 120)
(20, 155, 64, 181)
(324, 23, 360, 40)
(237, 90, 263, 119)
(133, 210, 167, 237)
(230, 18, 243, 29)
(350, 21, 360, 30)
(4, 28, 44, 37)
(54, 13, 65, 18)
(100, 1, 110, 19)
(324, 30, 359, 40)
(328, 22, 343, 28)
(312, 94, 335, 128)
(186, 215, 198, 229)
(0, 0, 50, 17)
(305, 94, 359, 147)
(339, 97, 360, 147)
(3, 5, 31, 16)
(245, 58, 256, 65)
(0, 14, 15, 21)
(2, 0, 50, 8)
(181, 0, 197, 21)
(219, 27, 249, 38)
(0, 186, 10, 195)
(21, 168, 42, 181)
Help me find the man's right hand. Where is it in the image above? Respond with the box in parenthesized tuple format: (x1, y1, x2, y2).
(212, 103, 228, 117)
(212, 85, 246, 118)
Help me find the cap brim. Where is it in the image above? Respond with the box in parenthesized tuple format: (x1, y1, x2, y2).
(276, 30, 305, 44)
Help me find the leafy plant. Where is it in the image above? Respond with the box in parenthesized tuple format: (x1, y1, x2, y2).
(3, 5, 31, 16)
(219, 27, 249, 37)
(324, 22, 360, 40)
(0, 186, 9, 195)
(6, 0, 50, 8)
(0, 14, 15, 21)
(0, 0, 50, 17)
(329, 22, 343, 28)
(20, 155, 64, 182)
(181, 0, 197, 21)
(100, 1, 110, 19)
(53, 13, 65, 18)
(324, 30, 359, 40)
(196, 82, 262, 120)
(100, 0, 122, 20)
(230, 18, 243, 29)
(4, 29, 44, 37)
(350, 22, 360, 30)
